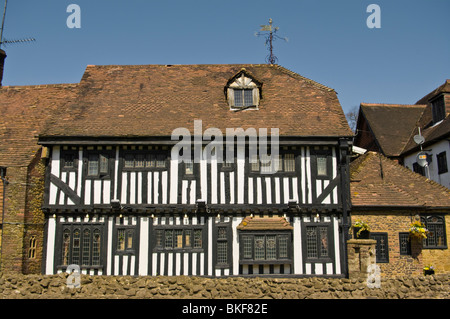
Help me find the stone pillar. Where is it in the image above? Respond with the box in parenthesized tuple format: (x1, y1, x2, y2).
(347, 239, 377, 280)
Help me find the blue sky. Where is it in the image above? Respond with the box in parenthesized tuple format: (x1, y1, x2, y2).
(1, 0, 449, 114)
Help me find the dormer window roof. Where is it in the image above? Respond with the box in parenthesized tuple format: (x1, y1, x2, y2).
(226, 69, 262, 110)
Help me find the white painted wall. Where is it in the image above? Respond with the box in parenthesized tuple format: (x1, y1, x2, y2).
(403, 139, 450, 189)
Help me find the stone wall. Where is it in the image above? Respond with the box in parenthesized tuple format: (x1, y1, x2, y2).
(0, 272, 448, 299)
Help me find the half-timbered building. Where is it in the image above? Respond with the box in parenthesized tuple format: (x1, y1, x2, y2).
(38, 64, 353, 277)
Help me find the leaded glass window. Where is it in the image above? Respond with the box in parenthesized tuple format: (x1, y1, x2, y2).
(305, 225, 330, 260)
(72, 229, 81, 265)
(165, 230, 173, 249)
(156, 154, 166, 168)
(320, 227, 328, 256)
(117, 229, 125, 250)
(175, 229, 183, 248)
(194, 230, 202, 248)
(135, 154, 145, 168)
(317, 156, 327, 176)
(284, 153, 295, 172)
(28, 236, 36, 259)
(61, 226, 103, 268)
(266, 235, 277, 260)
(88, 155, 99, 176)
(254, 236, 265, 260)
(185, 230, 192, 248)
(399, 232, 411, 255)
(185, 162, 194, 175)
(306, 227, 318, 258)
(217, 242, 228, 265)
(241, 233, 291, 262)
(243, 236, 253, 259)
(82, 229, 91, 266)
(155, 230, 163, 247)
(422, 216, 447, 248)
(370, 233, 389, 263)
(278, 236, 288, 258)
(99, 154, 109, 174)
(62, 229, 71, 266)
(92, 230, 101, 266)
(234, 89, 254, 107)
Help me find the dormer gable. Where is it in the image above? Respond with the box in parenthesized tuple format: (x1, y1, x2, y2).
(225, 69, 262, 110)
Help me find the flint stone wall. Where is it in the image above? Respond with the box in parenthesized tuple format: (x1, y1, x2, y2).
(0, 272, 449, 299)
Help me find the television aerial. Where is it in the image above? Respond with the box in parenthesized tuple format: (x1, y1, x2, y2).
(0, 0, 35, 49)
(255, 18, 288, 65)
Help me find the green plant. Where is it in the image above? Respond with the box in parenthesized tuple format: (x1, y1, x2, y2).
(350, 219, 371, 238)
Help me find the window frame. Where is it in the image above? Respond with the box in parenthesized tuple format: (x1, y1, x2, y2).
(58, 223, 104, 270)
(153, 225, 206, 253)
(248, 150, 298, 176)
(437, 151, 448, 175)
(121, 151, 168, 171)
(421, 215, 447, 249)
(85, 151, 113, 179)
(215, 224, 232, 268)
(239, 231, 292, 265)
(431, 95, 446, 124)
(311, 149, 332, 180)
(369, 232, 389, 263)
(303, 223, 333, 262)
(61, 150, 78, 172)
(399, 232, 411, 256)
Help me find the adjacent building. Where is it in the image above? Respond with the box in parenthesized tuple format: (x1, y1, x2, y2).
(354, 79, 450, 189)
(350, 151, 450, 276)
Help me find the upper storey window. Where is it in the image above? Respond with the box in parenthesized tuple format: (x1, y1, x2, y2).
(431, 94, 446, 124)
(226, 69, 262, 110)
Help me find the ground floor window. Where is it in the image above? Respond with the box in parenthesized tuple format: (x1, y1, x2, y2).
(399, 232, 411, 255)
(421, 215, 447, 249)
(239, 232, 292, 263)
(303, 224, 333, 262)
(61, 224, 103, 267)
(370, 232, 389, 263)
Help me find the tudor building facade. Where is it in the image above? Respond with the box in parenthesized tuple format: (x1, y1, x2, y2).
(38, 64, 353, 277)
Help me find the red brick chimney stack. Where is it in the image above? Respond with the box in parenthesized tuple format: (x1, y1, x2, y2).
(0, 49, 6, 86)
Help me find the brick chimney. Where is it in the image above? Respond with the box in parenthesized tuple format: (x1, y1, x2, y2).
(0, 49, 6, 86)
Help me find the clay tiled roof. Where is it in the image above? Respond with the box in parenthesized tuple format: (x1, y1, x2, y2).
(350, 152, 450, 208)
(358, 103, 426, 157)
(38, 64, 353, 140)
(237, 216, 293, 231)
(0, 84, 78, 166)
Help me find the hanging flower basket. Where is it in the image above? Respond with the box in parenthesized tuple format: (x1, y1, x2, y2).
(350, 219, 371, 239)
(409, 221, 429, 239)
(423, 265, 435, 276)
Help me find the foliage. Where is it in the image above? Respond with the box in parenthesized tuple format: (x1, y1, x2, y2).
(350, 219, 371, 237)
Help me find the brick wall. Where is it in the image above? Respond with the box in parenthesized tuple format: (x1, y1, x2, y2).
(0, 150, 46, 274)
(351, 211, 450, 278)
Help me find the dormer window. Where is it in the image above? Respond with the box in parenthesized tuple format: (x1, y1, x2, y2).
(234, 89, 254, 107)
(431, 94, 446, 124)
(226, 69, 262, 110)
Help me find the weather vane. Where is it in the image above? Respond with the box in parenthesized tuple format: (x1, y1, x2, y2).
(255, 18, 288, 64)
(0, 0, 35, 49)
